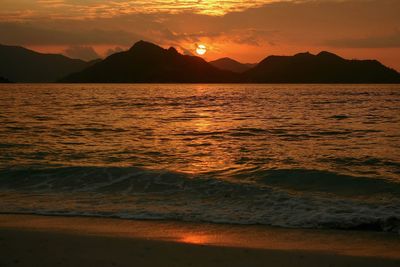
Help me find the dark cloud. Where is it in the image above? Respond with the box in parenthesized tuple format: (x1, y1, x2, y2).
(2, 1, 399, 48)
(325, 32, 400, 48)
(0, 22, 142, 46)
(0, 1, 399, 69)
(230, 29, 277, 46)
(64, 45, 100, 61)
(180, 47, 195, 56)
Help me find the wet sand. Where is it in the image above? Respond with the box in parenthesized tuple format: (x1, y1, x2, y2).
(0, 214, 399, 267)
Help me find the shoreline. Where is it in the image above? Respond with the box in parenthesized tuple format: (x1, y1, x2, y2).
(0, 214, 399, 267)
(1, 211, 399, 234)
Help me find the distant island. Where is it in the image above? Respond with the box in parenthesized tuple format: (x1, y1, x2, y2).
(0, 76, 11, 83)
(1, 41, 400, 83)
(61, 41, 237, 83)
(0, 44, 98, 83)
(244, 51, 400, 83)
(209, 57, 256, 73)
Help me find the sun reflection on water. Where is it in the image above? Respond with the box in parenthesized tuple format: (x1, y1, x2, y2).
(1, 84, 400, 180)
(180, 234, 212, 245)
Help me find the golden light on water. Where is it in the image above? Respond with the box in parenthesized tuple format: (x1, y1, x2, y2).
(181, 234, 211, 245)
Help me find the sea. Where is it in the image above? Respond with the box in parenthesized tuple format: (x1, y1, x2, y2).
(0, 84, 399, 233)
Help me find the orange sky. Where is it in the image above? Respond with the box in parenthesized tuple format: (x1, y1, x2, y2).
(1, 0, 400, 70)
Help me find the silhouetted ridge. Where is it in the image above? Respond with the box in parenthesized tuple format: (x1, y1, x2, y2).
(0, 76, 11, 83)
(3, 40, 397, 83)
(317, 51, 343, 59)
(209, 57, 256, 73)
(0, 44, 95, 82)
(245, 51, 400, 83)
(130, 40, 161, 50)
(294, 52, 313, 58)
(61, 41, 237, 83)
(167, 47, 179, 54)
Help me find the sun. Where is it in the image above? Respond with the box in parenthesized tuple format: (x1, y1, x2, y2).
(196, 44, 207, 56)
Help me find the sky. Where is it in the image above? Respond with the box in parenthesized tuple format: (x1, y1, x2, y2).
(1, 0, 399, 70)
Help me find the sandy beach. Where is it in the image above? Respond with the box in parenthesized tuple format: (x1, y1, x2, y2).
(0, 214, 399, 267)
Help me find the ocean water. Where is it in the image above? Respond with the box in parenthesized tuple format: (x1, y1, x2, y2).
(0, 84, 400, 232)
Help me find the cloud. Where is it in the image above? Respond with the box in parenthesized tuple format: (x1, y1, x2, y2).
(230, 29, 277, 46)
(0, 22, 143, 46)
(64, 45, 100, 60)
(2, 0, 399, 48)
(180, 46, 195, 56)
(0, 0, 399, 69)
(325, 32, 400, 48)
(0, 0, 285, 20)
(151, 28, 223, 44)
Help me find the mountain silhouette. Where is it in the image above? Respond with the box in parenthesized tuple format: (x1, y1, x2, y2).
(61, 41, 237, 83)
(0, 44, 98, 82)
(0, 76, 11, 83)
(244, 51, 400, 83)
(1, 41, 399, 83)
(209, 57, 256, 73)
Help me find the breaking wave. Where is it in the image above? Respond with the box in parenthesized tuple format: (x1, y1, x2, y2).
(0, 166, 399, 234)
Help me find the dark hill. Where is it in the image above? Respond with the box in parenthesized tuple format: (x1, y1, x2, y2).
(61, 41, 237, 83)
(0, 44, 96, 82)
(0, 76, 11, 83)
(244, 51, 400, 83)
(209, 57, 256, 73)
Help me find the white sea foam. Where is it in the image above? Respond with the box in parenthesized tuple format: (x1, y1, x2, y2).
(0, 166, 399, 233)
